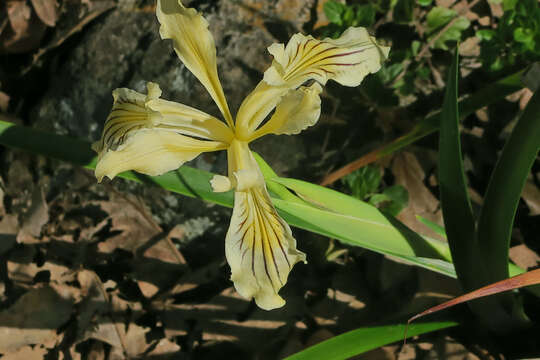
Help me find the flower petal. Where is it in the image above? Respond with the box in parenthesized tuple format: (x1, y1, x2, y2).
(226, 186, 306, 310)
(235, 27, 389, 139)
(264, 27, 390, 88)
(93, 82, 228, 181)
(156, 0, 233, 126)
(95, 130, 226, 181)
(225, 139, 306, 310)
(251, 82, 322, 140)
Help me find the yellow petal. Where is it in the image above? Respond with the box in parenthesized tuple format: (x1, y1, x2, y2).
(95, 130, 226, 181)
(264, 27, 390, 88)
(225, 139, 306, 310)
(226, 187, 306, 310)
(251, 82, 322, 140)
(93, 82, 228, 181)
(235, 27, 389, 139)
(156, 0, 233, 127)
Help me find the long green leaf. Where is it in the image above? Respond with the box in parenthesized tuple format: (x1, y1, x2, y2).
(438, 49, 477, 288)
(285, 322, 458, 360)
(438, 51, 529, 330)
(477, 90, 540, 285)
(0, 119, 537, 287)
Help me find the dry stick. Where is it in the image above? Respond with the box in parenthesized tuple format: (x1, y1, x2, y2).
(321, 0, 481, 187)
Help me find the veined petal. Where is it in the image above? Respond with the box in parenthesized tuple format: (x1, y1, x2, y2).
(225, 139, 306, 310)
(93, 82, 228, 181)
(95, 130, 226, 181)
(251, 82, 322, 140)
(226, 187, 306, 310)
(149, 98, 233, 143)
(235, 27, 389, 139)
(264, 27, 390, 88)
(156, 0, 233, 127)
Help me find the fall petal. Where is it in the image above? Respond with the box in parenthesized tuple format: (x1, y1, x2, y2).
(156, 0, 233, 125)
(226, 186, 306, 310)
(235, 27, 389, 139)
(93, 82, 228, 181)
(263, 27, 390, 88)
(95, 130, 225, 181)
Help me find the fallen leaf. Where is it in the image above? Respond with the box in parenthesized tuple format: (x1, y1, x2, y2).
(97, 195, 160, 253)
(0, 91, 10, 112)
(17, 187, 49, 244)
(392, 152, 444, 241)
(30, 0, 58, 27)
(0, 214, 18, 255)
(0, 344, 48, 360)
(1, 0, 46, 53)
(76, 270, 150, 359)
(0, 285, 74, 353)
(509, 244, 540, 270)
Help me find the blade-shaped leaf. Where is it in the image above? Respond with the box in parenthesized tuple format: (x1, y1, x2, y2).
(438, 48, 477, 288)
(477, 90, 540, 285)
(285, 322, 458, 360)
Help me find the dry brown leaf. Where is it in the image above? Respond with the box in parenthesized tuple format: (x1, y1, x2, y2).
(0, 91, 10, 112)
(17, 187, 49, 244)
(30, 0, 58, 27)
(1, 344, 48, 360)
(509, 244, 540, 270)
(76, 270, 150, 359)
(392, 152, 444, 240)
(1, 0, 46, 53)
(97, 196, 160, 253)
(0, 214, 18, 255)
(0, 285, 74, 353)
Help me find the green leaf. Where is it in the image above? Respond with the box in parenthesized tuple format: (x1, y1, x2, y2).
(324, 0, 345, 25)
(432, 17, 470, 50)
(477, 89, 540, 288)
(503, 0, 518, 10)
(438, 49, 477, 288)
(417, 0, 432, 6)
(285, 322, 458, 360)
(393, 0, 415, 23)
(342, 165, 381, 199)
(476, 29, 496, 41)
(380, 185, 408, 216)
(270, 177, 452, 273)
(354, 4, 376, 27)
(416, 215, 446, 237)
(438, 50, 531, 330)
(426, 7, 457, 33)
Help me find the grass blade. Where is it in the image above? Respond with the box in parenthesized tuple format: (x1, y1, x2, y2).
(285, 322, 458, 360)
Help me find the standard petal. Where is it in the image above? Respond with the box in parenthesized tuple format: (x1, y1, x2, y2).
(225, 139, 306, 310)
(226, 186, 306, 310)
(156, 0, 233, 127)
(235, 27, 389, 139)
(250, 82, 322, 140)
(93, 82, 229, 181)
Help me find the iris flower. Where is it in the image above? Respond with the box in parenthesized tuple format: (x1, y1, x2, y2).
(92, 0, 390, 310)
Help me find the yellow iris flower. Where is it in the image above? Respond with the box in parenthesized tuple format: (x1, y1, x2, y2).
(92, 0, 390, 310)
